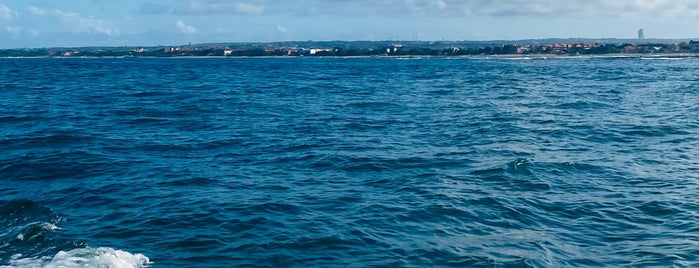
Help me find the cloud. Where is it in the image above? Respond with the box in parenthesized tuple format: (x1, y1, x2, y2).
(140, 1, 264, 15)
(435, 1, 447, 10)
(235, 3, 264, 15)
(143, 0, 699, 18)
(5, 25, 20, 33)
(271, 0, 699, 18)
(28, 6, 48, 15)
(276, 25, 288, 33)
(176, 19, 197, 34)
(57, 10, 118, 35)
(29, 6, 119, 35)
(0, 4, 17, 21)
(481, 0, 699, 17)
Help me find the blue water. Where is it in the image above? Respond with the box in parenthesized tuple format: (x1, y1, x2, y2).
(1, 57, 699, 267)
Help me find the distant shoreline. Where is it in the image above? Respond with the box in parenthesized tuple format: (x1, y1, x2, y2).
(3, 53, 699, 59)
(3, 39, 699, 58)
(482, 53, 699, 59)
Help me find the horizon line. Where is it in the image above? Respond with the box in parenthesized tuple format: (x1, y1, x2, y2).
(3, 37, 699, 50)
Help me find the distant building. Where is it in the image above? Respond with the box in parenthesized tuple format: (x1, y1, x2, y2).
(516, 45, 531, 54)
(62, 50, 79, 57)
(163, 47, 197, 53)
(385, 44, 403, 54)
(309, 48, 334, 55)
(282, 47, 300, 56)
(638, 29, 645, 40)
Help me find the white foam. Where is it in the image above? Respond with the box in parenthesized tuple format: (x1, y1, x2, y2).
(640, 57, 685, 60)
(41, 223, 61, 231)
(10, 221, 62, 242)
(2, 247, 150, 268)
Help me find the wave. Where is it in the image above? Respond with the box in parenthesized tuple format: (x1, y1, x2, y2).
(0, 200, 150, 268)
(2, 247, 150, 268)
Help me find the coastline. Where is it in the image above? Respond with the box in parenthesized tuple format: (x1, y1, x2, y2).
(2, 53, 699, 59)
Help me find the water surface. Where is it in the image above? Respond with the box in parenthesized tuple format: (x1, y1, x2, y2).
(1, 57, 699, 267)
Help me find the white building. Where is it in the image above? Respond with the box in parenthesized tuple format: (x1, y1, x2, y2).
(309, 48, 334, 55)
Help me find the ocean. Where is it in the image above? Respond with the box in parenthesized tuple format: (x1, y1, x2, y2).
(1, 57, 698, 267)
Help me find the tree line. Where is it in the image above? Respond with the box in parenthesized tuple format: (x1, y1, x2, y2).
(1, 42, 698, 57)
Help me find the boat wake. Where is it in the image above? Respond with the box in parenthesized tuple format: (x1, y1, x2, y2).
(3, 247, 150, 268)
(0, 200, 150, 268)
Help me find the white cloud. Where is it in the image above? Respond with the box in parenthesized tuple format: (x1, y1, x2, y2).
(235, 3, 264, 15)
(28, 6, 48, 15)
(435, 1, 447, 10)
(467, 0, 694, 17)
(0, 4, 17, 21)
(276, 25, 287, 33)
(56, 10, 119, 35)
(276, 0, 699, 18)
(176, 19, 197, 34)
(5, 25, 20, 33)
(155, 0, 265, 15)
(29, 6, 119, 36)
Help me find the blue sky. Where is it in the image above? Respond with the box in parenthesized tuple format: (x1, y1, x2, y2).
(1, 0, 699, 48)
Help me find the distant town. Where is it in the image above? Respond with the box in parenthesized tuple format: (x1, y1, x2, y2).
(2, 38, 699, 58)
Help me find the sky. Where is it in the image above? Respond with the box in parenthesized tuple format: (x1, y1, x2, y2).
(1, 0, 699, 48)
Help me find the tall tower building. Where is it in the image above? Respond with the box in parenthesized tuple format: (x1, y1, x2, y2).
(638, 29, 645, 40)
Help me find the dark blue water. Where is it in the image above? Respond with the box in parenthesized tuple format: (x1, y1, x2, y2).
(1, 57, 699, 267)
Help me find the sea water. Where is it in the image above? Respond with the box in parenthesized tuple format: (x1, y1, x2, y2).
(1, 57, 699, 267)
